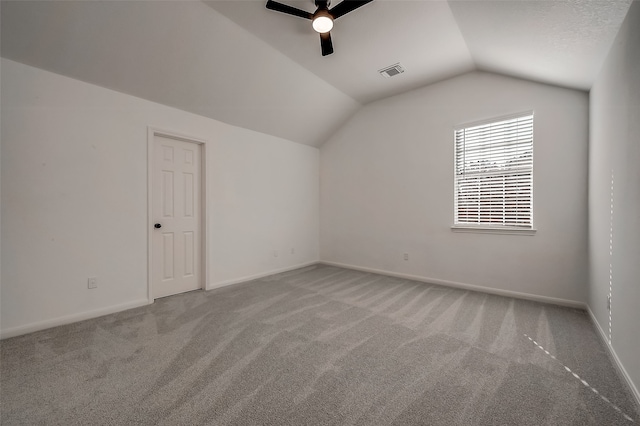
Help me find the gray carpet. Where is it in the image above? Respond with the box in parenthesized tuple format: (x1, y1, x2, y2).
(1, 265, 638, 425)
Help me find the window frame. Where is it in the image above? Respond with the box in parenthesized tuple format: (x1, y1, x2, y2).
(451, 111, 537, 235)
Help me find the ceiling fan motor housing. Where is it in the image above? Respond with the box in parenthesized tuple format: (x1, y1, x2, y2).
(266, 0, 374, 56)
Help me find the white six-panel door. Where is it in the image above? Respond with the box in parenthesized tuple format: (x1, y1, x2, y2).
(152, 135, 202, 299)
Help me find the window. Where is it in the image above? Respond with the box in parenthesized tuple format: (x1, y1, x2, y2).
(453, 112, 534, 233)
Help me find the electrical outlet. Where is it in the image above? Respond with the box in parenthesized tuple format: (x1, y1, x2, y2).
(88, 277, 98, 289)
(403, 253, 409, 261)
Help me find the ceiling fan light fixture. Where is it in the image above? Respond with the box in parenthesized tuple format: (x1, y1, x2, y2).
(266, 0, 374, 55)
(312, 11, 333, 33)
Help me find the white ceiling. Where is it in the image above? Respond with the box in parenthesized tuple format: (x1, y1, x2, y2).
(207, 0, 476, 104)
(0, 0, 360, 147)
(448, 0, 634, 90)
(1, 0, 634, 147)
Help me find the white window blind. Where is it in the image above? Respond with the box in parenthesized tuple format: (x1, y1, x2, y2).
(454, 113, 533, 229)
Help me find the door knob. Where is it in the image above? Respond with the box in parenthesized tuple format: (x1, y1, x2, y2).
(154, 223, 162, 229)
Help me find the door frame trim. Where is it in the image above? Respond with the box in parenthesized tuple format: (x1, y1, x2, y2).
(147, 127, 208, 302)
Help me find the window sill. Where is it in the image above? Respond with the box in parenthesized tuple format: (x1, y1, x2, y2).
(451, 225, 537, 236)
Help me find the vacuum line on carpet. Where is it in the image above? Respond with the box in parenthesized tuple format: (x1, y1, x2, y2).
(523, 334, 634, 423)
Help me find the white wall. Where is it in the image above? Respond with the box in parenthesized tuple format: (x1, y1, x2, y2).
(589, 0, 640, 401)
(321, 71, 589, 304)
(1, 59, 319, 337)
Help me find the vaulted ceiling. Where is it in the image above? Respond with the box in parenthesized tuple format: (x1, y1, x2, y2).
(1, 0, 633, 147)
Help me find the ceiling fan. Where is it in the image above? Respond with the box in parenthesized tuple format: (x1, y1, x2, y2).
(266, 0, 374, 56)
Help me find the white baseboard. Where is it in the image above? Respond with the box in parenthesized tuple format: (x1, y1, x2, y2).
(207, 261, 320, 291)
(320, 260, 587, 309)
(1, 262, 321, 339)
(587, 307, 640, 409)
(0, 298, 152, 340)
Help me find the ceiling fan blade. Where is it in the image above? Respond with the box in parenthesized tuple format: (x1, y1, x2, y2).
(329, 0, 374, 19)
(320, 31, 334, 56)
(266, 0, 313, 19)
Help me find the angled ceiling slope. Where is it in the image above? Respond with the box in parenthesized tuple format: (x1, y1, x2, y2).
(448, 0, 634, 91)
(0, 0, 359, 147)
(207, 0, 476, 104)
(209, 0, 633, 99)
(1, 0, 634, 148)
